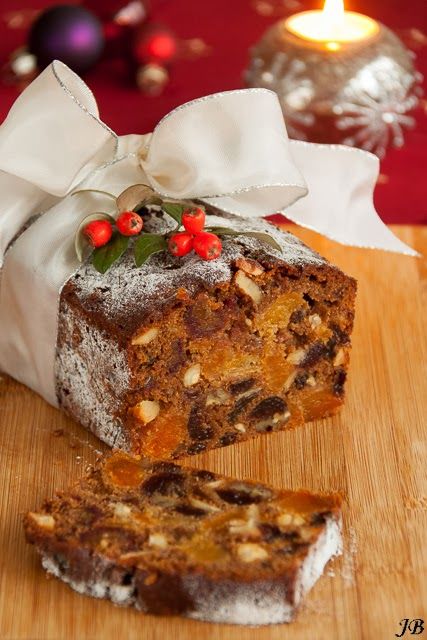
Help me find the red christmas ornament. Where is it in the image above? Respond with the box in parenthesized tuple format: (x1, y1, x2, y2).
(116, 210, 143, 236)
(83, 219, 113, 247)
(133, 24, 177, 64)
(168, 232, 193, 257)
(193, 232, 222, 261)
(182, 207, 206, 234)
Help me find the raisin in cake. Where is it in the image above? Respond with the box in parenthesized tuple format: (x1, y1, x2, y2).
(24, 451, 342, 625)
(56, 211, 356, 458)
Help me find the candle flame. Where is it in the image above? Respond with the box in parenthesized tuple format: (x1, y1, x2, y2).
(323, 0, 345, 20)
(321, 0, 345, 29)
(285, 0, 379, 45)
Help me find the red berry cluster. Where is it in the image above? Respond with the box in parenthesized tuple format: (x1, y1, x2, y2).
(84, 211, 143, 247)
(168, 207, 222, 261)
(82, 203, 222, 264)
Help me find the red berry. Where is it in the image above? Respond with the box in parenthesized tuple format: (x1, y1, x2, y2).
(116, 211, 143, 236)
(83, 219, 113, 248)
(193, 232, 222, 261)
(168, 232, 193, 257)
(182, 207, 206, 234)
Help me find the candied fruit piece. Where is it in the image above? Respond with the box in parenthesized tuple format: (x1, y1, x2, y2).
(284, 399, 304, 430)
(254, 292, 305, 337)
(181, 536, 229, 563)
(139, 410, 188, 459)
(262, 349, 294, 393)
(103, 454, 145, 488)
(275, 490, 341, 514)
(298, 387, 343, 422)
(184, 294, 226, 338)
(202, 344, 256, 381)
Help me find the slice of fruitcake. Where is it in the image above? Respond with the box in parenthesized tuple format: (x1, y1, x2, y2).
(56, 210, 356, 458)
(24, 451, 342, 625)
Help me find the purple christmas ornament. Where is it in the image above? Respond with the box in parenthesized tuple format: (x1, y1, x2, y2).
(29, 5, 104, 73)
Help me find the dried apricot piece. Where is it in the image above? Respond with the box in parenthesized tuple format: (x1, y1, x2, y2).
(141, 409, 188, 459)
(103, 454, 145, 488)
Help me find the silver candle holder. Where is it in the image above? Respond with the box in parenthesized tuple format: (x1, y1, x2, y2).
(246, 18, 423, 158)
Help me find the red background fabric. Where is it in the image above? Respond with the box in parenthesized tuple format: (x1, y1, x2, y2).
(1, 0, 426, 223)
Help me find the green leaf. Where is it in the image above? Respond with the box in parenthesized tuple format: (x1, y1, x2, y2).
(161, 202, 187, 226)
(72, 189, 116, 200)
(74, 212, 116, 262)
(134, 234, 168, 267)
(205, 226, 240, 236)
(92, 233, 129, 274)
(241, 231, 282, 253)
(206, 226, 282, 253)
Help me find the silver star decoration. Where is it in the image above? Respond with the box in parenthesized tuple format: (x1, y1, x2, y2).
(334, 58, 423, 158)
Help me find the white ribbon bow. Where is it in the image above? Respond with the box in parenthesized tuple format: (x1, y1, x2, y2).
(0, 61, 417, 406)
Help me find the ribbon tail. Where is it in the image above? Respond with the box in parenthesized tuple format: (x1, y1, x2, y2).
(286, 141, 419, 257)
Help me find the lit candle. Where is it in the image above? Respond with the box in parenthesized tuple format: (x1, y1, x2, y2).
(285, 0, 379, 50)
(246, 0, 421, 157)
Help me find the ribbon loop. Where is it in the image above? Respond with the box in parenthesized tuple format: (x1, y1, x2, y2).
(0, 61, 117, 264)
(140, 89, 307, 214)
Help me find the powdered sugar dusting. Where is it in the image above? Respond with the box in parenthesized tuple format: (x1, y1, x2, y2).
(184, 576, 294, 625)
(185, 516, 341, 625)
(38, 515, 341, 626)
(55, 306, 130, 450)
(66, 212, 325, 335)
(295, 517, 342, 605)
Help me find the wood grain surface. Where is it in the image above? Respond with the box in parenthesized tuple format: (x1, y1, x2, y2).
(0, 225, 426, 640)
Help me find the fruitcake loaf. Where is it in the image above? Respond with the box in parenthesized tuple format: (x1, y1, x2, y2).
(56, 209, 356, 458)
(24, 451, 342, 625)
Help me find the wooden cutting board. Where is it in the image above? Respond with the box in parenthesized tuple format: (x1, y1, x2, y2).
(0, 225, 426, 640)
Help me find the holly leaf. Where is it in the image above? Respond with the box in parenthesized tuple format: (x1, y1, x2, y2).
(241, 231, 282, 253)
(134, 234, 168, 267)
(206, 226, 282, 253)
(161, 202, 187, 226)
(205, 226, 240, 236)
(92, 233, 129, 274)
(75, 212, 116, 262)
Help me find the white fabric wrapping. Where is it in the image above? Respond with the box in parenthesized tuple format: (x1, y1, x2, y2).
(286, 141, 415, 254)
(0, 61, 418, 406)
